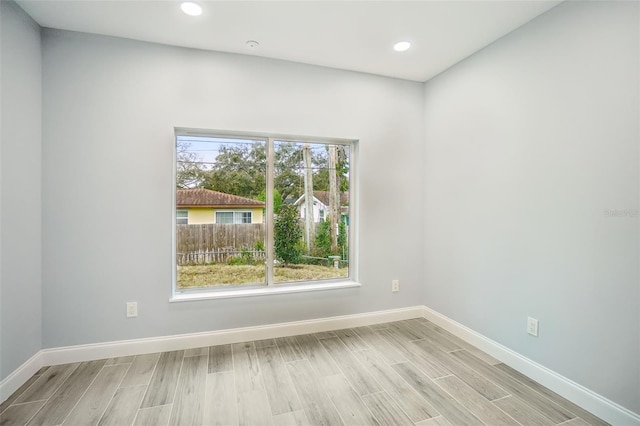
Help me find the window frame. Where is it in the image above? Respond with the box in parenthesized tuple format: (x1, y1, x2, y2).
(171, 128, 360, 301)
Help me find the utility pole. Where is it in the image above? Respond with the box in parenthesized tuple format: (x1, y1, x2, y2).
(328, 145, 339, 252)
(303, 144, 315, 253)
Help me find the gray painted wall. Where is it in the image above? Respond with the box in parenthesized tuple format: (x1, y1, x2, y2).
(2, 0, 638, 415)
(423, 1, 639, 413)
(41, 30, 425, 348)
(0, 1, 43, 380)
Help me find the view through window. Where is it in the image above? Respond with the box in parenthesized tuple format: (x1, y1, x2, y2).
(175, 132, 353, 291)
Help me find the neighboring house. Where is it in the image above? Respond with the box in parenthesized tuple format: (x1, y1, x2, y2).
(176, 188, 265, 225)
(293, 191, 349, 223)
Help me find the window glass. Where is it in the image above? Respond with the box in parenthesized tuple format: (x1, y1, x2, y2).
(175, 132, 352, 292)
(176, 209, 188, 225)
(240, 212, 252, 224)
(273, 140, 349, 283)
(176, 136, 266, 289)
(215, 212, 233, 224)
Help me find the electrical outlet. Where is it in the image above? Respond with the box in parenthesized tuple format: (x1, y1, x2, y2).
(392, 280, 400, 292)
(527, 317, 539, 337)
(126, 302, 138, 318)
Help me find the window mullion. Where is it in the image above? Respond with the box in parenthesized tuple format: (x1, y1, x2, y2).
(266, 138, 275, 286)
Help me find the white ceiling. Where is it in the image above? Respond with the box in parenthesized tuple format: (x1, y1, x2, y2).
(16, 0, 562, 82)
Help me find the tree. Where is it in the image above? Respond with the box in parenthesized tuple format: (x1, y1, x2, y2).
(274, 143, 304, 200)
(328, 145, 340, 252)
(176, 141, 205, 188)
(198, 141, 307, 200)
(302, 144, 315, 253)
(193, 141, 348, 199)
(200, 142, 266, 198)
(311, 145, 349, 192)
(274, 204, 302, 266)
(258, 188, 283, 214)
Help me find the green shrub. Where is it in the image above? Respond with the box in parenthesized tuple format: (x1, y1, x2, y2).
(227, 247, 255, 265)
(241, 248, 254, 265)
(227, 256, 246, 265)
(274, 204, 302, 266)
(313, 221, 332, 258)
(338, 220, 348, 259)
(313, 218, 348, 260)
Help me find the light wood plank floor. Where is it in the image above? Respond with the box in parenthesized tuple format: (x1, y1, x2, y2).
(0, 319, 609, 426)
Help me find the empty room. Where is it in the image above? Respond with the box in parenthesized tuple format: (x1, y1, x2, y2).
(1, 0, 639, 425)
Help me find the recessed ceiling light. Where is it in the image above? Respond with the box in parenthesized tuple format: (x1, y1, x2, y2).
(181, 2, 202, 16)
(393, 41, 411, 52)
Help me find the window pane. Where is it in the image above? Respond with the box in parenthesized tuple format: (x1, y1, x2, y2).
(176, 209, 188, 225)
(176, 135, 266, 289)
(238, 211, 252, 224)
(273, 141, 350, 283)
(216, 212, 233, 224)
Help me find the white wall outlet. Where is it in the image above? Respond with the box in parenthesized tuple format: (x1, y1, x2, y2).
(527, 317, 539, 337)
(392, 279, 400, 292)
(126, 301, 138, 318)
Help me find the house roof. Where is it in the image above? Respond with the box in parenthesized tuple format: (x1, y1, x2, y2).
(313, 191, 349, 207)
(293, 191, 349, 207)
(177, 188, 265, 208)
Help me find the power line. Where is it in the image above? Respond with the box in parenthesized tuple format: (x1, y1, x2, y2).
(177, 160, 344, 172)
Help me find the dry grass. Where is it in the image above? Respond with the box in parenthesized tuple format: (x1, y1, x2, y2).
(177, 263, 348, 288)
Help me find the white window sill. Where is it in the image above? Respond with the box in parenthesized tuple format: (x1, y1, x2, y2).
(170, 280, 361, 302)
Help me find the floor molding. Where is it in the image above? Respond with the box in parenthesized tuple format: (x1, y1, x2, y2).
(0, 351, 44, 403)
(39, 305, 424, 366)
(421, 305, 640, 426)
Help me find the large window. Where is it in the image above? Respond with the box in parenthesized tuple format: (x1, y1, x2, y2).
(174, 130, 356, 295)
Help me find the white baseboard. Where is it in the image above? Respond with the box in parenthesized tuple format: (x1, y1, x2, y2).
(39, 306, 423, 366)
(0, 352, 44, 403)
(3, 304, 639, 426)
(420, 306, 640, 426)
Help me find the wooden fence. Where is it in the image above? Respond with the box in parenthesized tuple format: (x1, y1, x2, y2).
(176, 224, 265, 265)
(177, 248, 266, 265)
